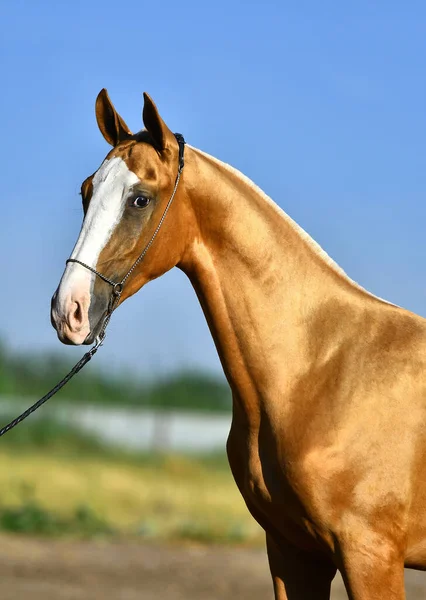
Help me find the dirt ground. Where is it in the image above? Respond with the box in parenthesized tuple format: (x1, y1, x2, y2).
(0, 535, 424, 599)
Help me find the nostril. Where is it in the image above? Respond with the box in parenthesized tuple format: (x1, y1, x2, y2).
(69, 301, 84, 329)
(74, 301, 82, 324)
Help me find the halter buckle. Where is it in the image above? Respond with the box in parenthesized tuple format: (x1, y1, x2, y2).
(174, 133, 185, 171)
(113, 283, 123, 296)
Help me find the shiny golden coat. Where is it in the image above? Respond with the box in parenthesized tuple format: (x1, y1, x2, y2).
(59, 90, 426, 599)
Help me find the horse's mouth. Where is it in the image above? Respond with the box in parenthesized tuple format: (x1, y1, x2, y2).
(83, 332, 96, 345)
(83, 308, 109, 345)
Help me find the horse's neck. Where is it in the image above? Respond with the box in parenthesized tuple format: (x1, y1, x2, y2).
(180, 147, 373, 419)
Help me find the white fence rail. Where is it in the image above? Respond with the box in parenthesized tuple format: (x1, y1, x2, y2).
(0, 397, 231, 453)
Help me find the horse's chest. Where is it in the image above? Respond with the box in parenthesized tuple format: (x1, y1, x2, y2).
(226, 420, 328, 551)
(227, 423, 299, 517)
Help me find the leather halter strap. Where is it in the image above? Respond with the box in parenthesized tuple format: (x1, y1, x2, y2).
(66, 133, 185, 335)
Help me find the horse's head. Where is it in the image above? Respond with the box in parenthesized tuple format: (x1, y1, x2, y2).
(51, 90, 192, 345)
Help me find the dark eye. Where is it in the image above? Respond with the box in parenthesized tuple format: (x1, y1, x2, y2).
(132, 196, 151, 208)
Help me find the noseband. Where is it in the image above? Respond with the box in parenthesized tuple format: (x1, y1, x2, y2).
(66, 133, 185, 347)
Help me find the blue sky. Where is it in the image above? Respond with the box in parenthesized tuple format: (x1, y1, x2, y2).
(1, 1, 425, 377)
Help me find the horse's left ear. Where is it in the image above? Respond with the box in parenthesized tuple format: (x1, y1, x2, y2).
(142, 93, 175, 153)
(95, 89, 132, 147)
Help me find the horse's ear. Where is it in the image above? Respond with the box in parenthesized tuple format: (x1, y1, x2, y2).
(142, 93, 174, 153)
(95, 89, 132, 147)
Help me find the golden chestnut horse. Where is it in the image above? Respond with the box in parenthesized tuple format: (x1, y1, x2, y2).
(51, 90, 426, 599)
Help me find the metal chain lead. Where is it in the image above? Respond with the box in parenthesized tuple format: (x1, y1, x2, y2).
(0, 134, 185, 437)
(0, 341, 101, 437)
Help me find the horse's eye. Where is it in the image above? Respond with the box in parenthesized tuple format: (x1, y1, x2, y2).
(132, 196, 151, 208)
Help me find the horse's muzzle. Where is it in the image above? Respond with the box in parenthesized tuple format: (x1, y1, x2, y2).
(50, 288, 92, 345)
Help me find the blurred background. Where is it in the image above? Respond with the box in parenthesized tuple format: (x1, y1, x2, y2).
(1, 1, 426, 598)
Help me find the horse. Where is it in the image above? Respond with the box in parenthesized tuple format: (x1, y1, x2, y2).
(51, 89, 426, 599)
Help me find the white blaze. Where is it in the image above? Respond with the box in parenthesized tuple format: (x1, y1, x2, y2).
(55, 157, 139, 317)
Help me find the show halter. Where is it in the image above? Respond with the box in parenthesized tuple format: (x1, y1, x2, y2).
(0, 133, 185, 437)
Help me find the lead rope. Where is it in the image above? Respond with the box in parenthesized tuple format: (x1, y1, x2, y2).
(0, 133, 185, 438)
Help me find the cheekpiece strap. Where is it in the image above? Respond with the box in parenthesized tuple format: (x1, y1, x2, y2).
(174, 133, 185, 172)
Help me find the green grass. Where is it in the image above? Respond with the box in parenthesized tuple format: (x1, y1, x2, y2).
(0, 338, 256, 544)
(0, 415, 263, 545)
(0, 494, 112, 537)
